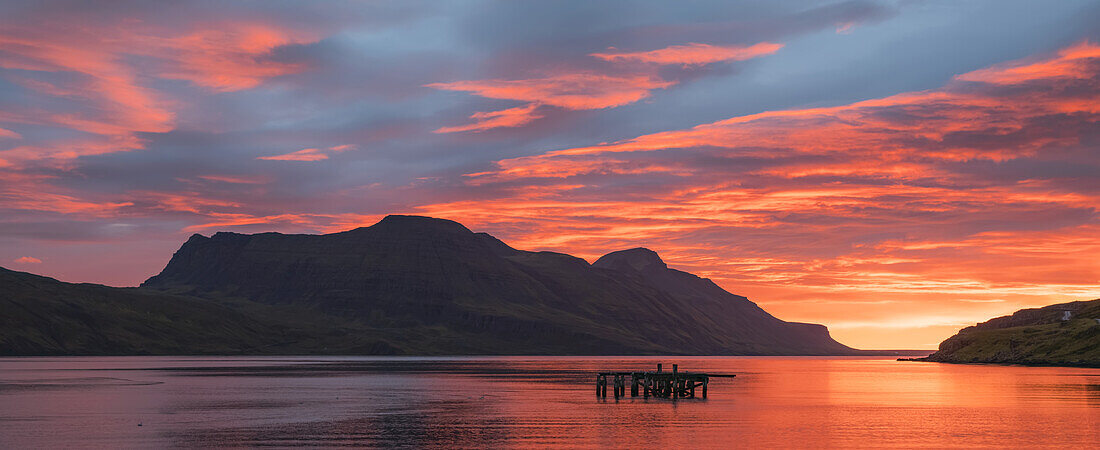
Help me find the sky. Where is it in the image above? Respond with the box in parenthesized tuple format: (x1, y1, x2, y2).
(1, 0, 1098, 349)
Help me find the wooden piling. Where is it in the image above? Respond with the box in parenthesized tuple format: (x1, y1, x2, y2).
(597, 364, 732, 401)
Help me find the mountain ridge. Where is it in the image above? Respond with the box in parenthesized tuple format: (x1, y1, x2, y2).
(3, 215, 859, 356)
(142, 214, 854, 355)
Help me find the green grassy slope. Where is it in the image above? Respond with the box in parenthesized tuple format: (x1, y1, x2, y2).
(921, 299, 1100, 367)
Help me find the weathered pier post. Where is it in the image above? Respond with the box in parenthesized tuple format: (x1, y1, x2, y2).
(597, 365, 730, 401)
(672, 364, 680, 399)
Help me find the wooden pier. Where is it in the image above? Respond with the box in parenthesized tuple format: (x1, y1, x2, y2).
(595, 363, 735, 399)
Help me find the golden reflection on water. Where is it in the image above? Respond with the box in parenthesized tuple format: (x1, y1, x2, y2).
(0, 356, 1097, 447)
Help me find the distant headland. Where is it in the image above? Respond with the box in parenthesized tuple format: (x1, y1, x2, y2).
(905, 299, 1100, 368)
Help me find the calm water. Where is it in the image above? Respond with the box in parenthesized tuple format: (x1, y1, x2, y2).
(0, 356, 1097, 448)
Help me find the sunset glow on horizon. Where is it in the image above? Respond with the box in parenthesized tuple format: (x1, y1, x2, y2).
(1, 1, 1098, 349)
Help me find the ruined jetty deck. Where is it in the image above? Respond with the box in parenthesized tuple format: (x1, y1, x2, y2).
(596, 363, 735, 399)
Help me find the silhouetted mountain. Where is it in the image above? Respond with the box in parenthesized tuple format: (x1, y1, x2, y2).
(0, 266, 405, 356)
(0, 266, 275, 355)
(140, 215, 855, 355)
(917, 299, 1100, 367)
(592, 248, 845, 353)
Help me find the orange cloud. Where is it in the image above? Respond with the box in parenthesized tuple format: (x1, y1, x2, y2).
(136, 191, 242, 215)
(0, 30, 176, 144)
(473, 40, 1099, 183)
(429, 41, 780, 132)
(257, 148, 328, 161)
(14, 256, 42, 264)
(197, 174, 271, 185)
(182, 213, 321, 232)
(429, 73, 673, 111)
(590, 42, 783, 66)
(1, 185, 134, 216)
(153, 24, 315, 91)
(434, 103, 544, 133)
(181, 212, 385, 233)
(413, 41, 1100, 349)
(256, 144, 355, 161)
(0, 21, 317, 168)
(956, 40, 1100, 85)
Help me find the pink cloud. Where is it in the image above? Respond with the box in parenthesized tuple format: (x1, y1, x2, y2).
(255, 144, 356, 161)
(257, 148, 328, 161)
(434, 103, 544, 133)
(1, 180, 135, 216)
(411, 41, 1100, 349)
(153, 24, 316, 92)
(429, 73, 673, 111)
(0, 21, 319, 169)
(429, 41, 780, 133)
(956, 40, 1100, 86)
(197, 174, 271, 184)
(590, 42, 783, 66)
(474, 41, 1100, 182)
(14, 256, 42, 264)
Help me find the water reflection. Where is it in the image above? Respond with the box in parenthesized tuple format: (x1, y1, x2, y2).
(0, 356, 1097, 447)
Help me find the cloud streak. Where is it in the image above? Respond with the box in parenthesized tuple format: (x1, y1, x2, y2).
(0, 19, 317, 168)
(257, 144, 356, 161)
(1, 1, 1096, 349)
(429, 41, 781, 133)
(413, 41, 1100, 347)
(590, 42, 783, 66)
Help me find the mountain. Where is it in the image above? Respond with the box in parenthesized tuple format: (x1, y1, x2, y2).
(142, 215, 853, 355)
(0, 266, 275, 355)
(916, 299, 1100, 367)
(1, 214, 857, 355)
(0, 266, 406, 356)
